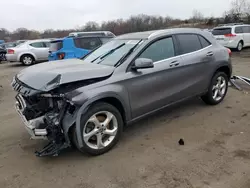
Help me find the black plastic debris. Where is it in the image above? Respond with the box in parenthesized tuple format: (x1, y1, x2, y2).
(178, 139, 185, 146)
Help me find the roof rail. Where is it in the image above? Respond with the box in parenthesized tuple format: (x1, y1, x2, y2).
(219, 22, 245, 26)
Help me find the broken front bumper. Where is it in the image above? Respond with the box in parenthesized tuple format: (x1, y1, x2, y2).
(15, 94, 48, 140)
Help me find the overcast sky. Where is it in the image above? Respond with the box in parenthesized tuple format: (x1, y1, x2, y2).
(2, 0, 231, 31)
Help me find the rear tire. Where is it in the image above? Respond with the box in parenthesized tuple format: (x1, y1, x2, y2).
(201, 72, 228, 105)
(20, 54, 34, 66)
(73, 102, 123, 156)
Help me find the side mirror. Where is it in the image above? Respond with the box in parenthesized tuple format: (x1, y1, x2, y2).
(132, 58, 154, 70)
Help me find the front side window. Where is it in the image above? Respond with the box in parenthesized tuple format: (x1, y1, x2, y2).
(177, 34, 202, 54)
(29, 42, 45, 48)
(235, 27, 243, 34)
(138, 37, 175, 62)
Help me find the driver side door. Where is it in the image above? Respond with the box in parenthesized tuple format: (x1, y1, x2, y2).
(125, 36, 186, 119)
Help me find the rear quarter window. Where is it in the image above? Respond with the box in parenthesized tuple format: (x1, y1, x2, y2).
(198, 35, 211, 48)
(212, 28, 232, 35)
(49, 41, 63, 52)
(235, 27, 243, 34)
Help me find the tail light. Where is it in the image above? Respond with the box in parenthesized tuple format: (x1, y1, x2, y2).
(224, 33, 236, 37)
(57, 52, 65, 60)
(7, 49, 15, 54)
(227, 48, 232, 57)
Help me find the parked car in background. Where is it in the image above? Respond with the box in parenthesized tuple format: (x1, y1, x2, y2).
(212, 23, 250, 51)
(0, 40, 5, 44)
(6, 39, 51, 65)
(0, 45, 7, 62)
(12, 28, 232, 157)
(0, 42, 19, 49)
(68, 31, 115, 37)
(48, 34, 114, 61)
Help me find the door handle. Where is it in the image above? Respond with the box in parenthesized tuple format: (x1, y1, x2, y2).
(206, 51, 214, 56)
(169, 61, 180, 67)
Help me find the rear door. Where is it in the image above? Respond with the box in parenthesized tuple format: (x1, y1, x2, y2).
(29, 42, 49, 60)
(174, 33, 214, 96)
(212, 27, 234, 45)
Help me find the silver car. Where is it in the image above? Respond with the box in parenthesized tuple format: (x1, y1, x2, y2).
(6, 39, 51, 65)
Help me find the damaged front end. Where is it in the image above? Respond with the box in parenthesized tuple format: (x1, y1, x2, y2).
(12, 77, 78, 157)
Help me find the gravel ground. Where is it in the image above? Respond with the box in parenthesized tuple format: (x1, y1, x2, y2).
(1, 50, 250, 188)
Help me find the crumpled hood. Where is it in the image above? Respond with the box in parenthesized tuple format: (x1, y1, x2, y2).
(16, 59, 115, 91)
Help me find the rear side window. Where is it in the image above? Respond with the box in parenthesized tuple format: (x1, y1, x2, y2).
(235, 27, 243, 34)
(138, 37, 175, 62)
(49, 41, 63, 52)
(212, 28, 232, 35)
(198, 35, 211, 48)
(29, 42, 45, 48)
(74, 37, 102, 50)
(176, 34, 202, 54)
(242, 26, 250, 33)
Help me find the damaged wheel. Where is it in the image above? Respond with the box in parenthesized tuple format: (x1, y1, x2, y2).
(201, 72, 228, 105)
(73, 102, 123, 156)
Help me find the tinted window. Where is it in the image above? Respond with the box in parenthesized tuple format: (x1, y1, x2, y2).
(29, 42, 45, 48)
(242, 26, 250, 33)
(212, 28, 232, 35)
(49, 41, 63, 52)
(100, 37, 112, 44)
(198, 35, 211, 48)
(177, 34, 202, 54)
(74, 37, 102, 50)
(138, 37, 175, 62)
(235, 27, 243, 33)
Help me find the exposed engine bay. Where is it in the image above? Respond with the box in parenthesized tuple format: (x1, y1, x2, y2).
(12, 74, 109, 157)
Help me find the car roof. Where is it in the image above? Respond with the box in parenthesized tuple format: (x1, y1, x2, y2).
(116, 28, 204, 40)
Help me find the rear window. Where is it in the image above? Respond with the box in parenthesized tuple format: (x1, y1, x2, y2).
(212, 28, 232, 35)
(100, 37, 112, 44)
(73, 37, 102, 50)
(49, 41, 63, 52)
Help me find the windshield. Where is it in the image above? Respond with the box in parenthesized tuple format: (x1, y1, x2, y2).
(82, 39, 143, 66)
(212, 28, 232, 35)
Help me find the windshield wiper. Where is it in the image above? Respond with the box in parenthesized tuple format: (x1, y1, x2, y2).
(115, 39, 143, 67)
(89, 43, 125, 63)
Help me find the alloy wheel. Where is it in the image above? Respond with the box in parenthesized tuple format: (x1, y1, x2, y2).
(212, 76, 227, 101)
(83, 111, 118, 150)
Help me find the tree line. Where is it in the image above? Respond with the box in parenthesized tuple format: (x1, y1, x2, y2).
(1, 0, 249, 42)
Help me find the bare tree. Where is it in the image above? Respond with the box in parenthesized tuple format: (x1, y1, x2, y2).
(191, 9, 204, 23)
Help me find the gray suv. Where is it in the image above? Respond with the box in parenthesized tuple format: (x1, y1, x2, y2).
(12, 28, 232, 157)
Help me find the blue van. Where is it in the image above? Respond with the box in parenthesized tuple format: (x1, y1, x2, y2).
(48, 32, 115, 61)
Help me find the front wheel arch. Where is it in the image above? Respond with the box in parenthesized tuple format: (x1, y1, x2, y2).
(74, 95, 128, 149)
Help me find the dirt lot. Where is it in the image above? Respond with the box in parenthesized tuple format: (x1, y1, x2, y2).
(1, 50, 250, 188)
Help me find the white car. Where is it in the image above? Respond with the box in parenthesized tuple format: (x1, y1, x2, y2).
(6, 39, 52, 66)
(212, 24, 250, 51)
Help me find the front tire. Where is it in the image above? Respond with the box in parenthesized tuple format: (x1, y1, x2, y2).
(73, 102, 123, 156)
(201, 72, 228, 105)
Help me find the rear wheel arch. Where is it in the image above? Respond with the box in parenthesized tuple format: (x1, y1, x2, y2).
(214, 65, 231, 79)
(19, 53, 36, 62)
